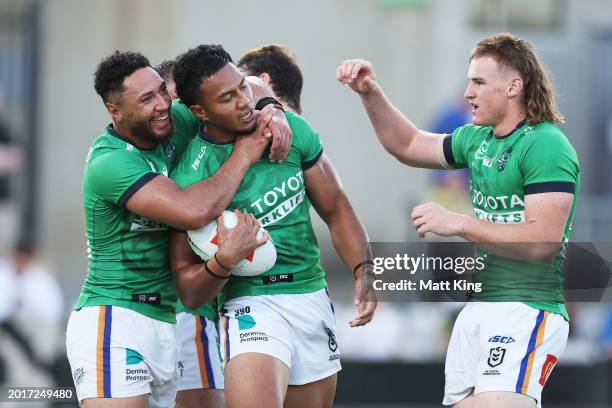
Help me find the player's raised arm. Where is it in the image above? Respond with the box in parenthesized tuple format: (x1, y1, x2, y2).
(304, 153, 377, 327)
(337, 59, 446, 169)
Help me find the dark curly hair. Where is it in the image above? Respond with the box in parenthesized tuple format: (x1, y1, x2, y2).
(155, 59, 175, 82)
(238, 45, 303, 114)
(173, 44, 233, 107)
(94, 51, 150, 103)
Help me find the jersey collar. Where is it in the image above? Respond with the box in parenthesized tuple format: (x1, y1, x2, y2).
(492, 120, 526, 139)
(198, 122, 235, 145)
(106, 124, 156, 151)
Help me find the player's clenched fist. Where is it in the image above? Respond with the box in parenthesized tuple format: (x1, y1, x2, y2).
(411, 202, 468, 239)
(336, 59, 379, 95)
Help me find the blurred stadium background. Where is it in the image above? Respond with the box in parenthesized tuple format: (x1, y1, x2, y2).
(0, 0, 611, 406)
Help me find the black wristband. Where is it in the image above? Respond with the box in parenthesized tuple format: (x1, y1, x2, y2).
(214, 253, 232, 272)
(362, 271, 377, 280)
(353, 260, 375, 278)
(255, 96, 284, 112)
(204, 260, 230, 280)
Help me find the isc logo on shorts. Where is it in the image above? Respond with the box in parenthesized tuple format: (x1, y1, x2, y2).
(488, 335, 516, 344)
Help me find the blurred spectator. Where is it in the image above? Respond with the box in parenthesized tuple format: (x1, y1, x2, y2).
(427, 94, 472, 215)
(0, 241, 65, 389)
(601, 306, 612, 359)
(0, 84, 24, 254)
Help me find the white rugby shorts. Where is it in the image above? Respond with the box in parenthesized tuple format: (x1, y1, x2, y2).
(66, 306, 179, 407)
(220, 288, 341, 385)
(444, 302, 568, 407)
(176, 312, 224, 391)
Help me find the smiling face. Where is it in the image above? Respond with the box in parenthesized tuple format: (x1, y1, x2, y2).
(108, 67, 173, 147)
(464, 56, 521, 129)
(192, 63, 257, 139)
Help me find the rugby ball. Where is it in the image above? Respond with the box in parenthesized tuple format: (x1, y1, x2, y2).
(187, 211, 276, 277)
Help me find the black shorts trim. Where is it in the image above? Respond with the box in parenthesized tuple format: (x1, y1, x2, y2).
(302, 149, 323, 171)
(524, 181, 575, 195)
(118, 173, 158, 207)
(443, 135, 455, 166)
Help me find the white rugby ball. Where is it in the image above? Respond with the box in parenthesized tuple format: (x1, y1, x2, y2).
(187, 210, 276, 277)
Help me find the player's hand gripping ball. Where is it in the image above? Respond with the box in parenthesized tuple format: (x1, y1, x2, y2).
(187, 210, 277, 277)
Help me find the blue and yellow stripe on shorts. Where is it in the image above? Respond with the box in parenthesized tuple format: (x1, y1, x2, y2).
(516, 309, 549, 395)
(223, 316, 231, 363)
(96, 305, 112, 398)
(195, 316, 216, 389)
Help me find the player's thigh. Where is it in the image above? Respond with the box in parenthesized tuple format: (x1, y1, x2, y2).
(474, 391, 536, 408)
(82, 395, 148, 408)
(452, 391, 474, 408)
(224, 353, 289, 408)
(284, 373, 336, 408)
(176, 388, 224, 408)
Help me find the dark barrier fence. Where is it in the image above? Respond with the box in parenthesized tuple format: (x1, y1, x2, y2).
(336, 361, 612, 405)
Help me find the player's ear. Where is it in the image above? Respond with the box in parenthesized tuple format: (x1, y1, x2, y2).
(105, 101, 121, 123)
(508, 76, 523, 98)
(189, 104, 209, 122)
(259, 72, 271, 85)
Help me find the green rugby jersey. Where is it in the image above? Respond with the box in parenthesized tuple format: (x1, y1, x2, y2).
(443, 122, 580, 319)
(171, 111, 326, 307)
(75, 100, 199, 323)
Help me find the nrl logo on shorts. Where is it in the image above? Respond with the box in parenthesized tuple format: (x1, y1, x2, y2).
(324, 326, 338, 352)
(497, 147, 513, 172)
(487, 347, 506, 367)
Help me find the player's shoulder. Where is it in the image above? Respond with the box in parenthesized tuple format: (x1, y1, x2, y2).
(457, 123, 486, 132)
(454, 123, 490, 136)
(285, 111, 315, 134)
(86, 127, 141, 167)
(284, 111, 321, 151)
(524, 121, 565, 139)
(171, 98, 190, 114)
(522, 122, 575, 151)
(451, 124, 491, 150)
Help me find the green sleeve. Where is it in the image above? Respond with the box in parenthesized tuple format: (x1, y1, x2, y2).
(285, 112, 323, 168)
(87, 150, 157, 206)
(169, 144, 197, 189)
(520, 129, 579, 193)
(171, 100, 200, 159)
(446, 124, 473, 169)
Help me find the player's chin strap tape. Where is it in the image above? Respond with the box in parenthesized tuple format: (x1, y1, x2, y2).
(255, 96, 284, 112)
(353, 259, 375, 279)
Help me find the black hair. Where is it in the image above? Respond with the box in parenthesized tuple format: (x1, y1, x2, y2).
(155, 59, 175, 82)
(237, 45, 303, 113)
(173, 44, 233, 107)
(93, 51, 150, 103)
